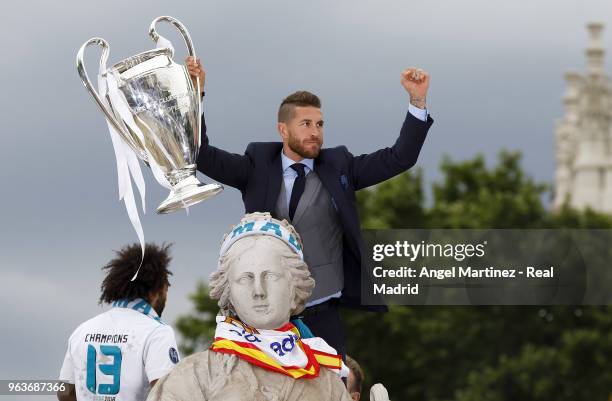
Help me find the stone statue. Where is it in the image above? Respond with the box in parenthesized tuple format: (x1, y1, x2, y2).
(147, 213, 352, 401)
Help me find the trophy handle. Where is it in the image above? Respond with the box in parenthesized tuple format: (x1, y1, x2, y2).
(76, 38, 145, 159)
(149, 16, 201, 146)
(149, 16, 197, 58)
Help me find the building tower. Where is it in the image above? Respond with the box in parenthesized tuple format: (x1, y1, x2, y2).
(554, 23, 612, 212)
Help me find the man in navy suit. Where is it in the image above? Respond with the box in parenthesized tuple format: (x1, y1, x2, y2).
(187, 57, 433, 357)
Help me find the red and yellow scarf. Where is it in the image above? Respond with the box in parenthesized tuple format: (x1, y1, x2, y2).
(210, 316, 346, 379)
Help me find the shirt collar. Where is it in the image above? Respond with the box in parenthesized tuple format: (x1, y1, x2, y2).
(281, 151, 314, 174)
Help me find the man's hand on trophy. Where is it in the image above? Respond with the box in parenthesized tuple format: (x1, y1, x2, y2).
(401, 67, 430, 109)
(186, 56, 205, 93)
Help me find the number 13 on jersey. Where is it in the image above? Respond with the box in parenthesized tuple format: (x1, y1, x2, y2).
(86, 344, 122, 395)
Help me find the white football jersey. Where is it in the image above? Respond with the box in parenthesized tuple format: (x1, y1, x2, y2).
(59, 298, 180, 401)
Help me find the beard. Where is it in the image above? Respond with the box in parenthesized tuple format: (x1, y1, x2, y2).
(153, 293, 166, 317)
(287, 133, 322, 159)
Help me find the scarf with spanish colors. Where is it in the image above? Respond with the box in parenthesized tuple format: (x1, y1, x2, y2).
(210, 316, 348, 379)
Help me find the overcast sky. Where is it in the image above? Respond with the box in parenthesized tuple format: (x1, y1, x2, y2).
(2, 1, 612, 399)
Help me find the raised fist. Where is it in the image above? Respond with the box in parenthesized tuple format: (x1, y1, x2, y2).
(401, 67, 430, 109)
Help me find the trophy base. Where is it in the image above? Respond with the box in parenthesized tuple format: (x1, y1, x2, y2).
(156, 176, 224, 214)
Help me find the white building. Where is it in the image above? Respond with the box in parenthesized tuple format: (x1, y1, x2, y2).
(554, 23, 612, 213)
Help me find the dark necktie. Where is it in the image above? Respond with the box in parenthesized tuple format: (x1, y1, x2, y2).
(289, 163, 306, 221)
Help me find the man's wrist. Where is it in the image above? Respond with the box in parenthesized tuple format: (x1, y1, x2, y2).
(409, 95, 426, 109)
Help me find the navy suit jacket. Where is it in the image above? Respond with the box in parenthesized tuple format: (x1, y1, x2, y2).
(196, 110, 434, 311)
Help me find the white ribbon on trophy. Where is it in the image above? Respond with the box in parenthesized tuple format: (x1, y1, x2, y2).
(96, 39, 179, 280)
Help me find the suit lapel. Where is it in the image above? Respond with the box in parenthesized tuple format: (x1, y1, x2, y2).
(314, 156, 344, 212)
(316, 154, 362, 260)
(265, 154, 283, 215)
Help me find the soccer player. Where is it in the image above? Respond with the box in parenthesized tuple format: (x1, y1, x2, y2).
(57, 243, 180, 401)
(186, 56, 432, 357)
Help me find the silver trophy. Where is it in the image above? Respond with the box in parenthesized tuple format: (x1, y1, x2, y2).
(76, 16, 223, 214)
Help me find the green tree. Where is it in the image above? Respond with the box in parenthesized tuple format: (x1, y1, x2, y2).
(348, 150, 612, 401)
(428, 151, 548, 228)
(176, 151, 612, 401)
(174, 281, 217, 355)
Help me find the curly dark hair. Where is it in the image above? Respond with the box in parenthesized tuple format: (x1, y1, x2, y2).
(278, 90, 321, 122)
(99, 243, 173, 304)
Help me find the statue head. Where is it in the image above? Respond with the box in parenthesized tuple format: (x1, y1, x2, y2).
(209, 213, 315, 330)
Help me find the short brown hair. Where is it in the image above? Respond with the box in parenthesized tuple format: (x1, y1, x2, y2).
(278, 91, 321, 122)
(346, 355, 364, 394)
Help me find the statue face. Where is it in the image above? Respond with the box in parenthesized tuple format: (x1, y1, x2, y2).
(227, 237, 295, 330)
